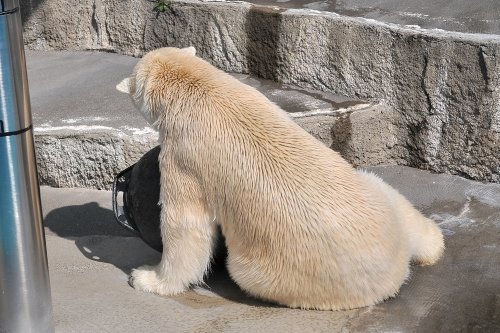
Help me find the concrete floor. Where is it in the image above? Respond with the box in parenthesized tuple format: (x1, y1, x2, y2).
(41, 166, 500, 332)
(249, 0, 500, 34)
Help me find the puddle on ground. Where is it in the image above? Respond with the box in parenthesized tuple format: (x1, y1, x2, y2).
(247, 0, 500, 34)
(232, 73, 366, 113)
(249, 0, 371, 16)
(427, 196, 500, 236)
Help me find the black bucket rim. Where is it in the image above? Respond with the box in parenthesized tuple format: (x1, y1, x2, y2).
(112, 163, 140, 235)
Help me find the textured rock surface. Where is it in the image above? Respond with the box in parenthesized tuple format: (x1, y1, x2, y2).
(35, 132, 157, 189)
(21, 0, 500, 182)
(33, 105, 393, 190)
(330, 105, 406, 167)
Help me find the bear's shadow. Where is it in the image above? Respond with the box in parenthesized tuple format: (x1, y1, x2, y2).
(44, 202, 277, 308)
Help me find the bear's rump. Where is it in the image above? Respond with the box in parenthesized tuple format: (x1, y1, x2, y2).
(221, 208, 409, 309)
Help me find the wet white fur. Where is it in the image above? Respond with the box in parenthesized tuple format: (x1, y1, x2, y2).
(118, 47, 444, 310)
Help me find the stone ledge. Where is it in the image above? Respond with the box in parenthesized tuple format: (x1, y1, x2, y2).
(35, 131, 158, 190)
(21, 1, 500, 182)
(34, 103, 394, 190)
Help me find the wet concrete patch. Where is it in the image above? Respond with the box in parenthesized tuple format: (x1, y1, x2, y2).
(363, 166, 500, 331)
(233, 73, 368, 114)
(248, 0, 500, 34)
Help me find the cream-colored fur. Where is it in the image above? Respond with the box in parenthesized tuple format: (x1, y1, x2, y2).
(117, 47, 444, 310)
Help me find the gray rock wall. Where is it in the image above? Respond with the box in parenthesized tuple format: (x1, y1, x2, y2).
(21, 0, 500, 182)
(35, 132, 157, 189)
(32, 105, 393, 190)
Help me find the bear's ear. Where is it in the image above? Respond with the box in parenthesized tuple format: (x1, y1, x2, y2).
(182, 46, 196, 56)
(116, 77, 131, 94)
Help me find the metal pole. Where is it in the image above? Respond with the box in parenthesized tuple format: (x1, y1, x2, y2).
(0, 0, 54, 332)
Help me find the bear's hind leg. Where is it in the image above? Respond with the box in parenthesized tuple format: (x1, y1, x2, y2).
(130, 170, 217, 296)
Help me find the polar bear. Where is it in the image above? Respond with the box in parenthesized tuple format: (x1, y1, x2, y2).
(117, 46, 444, 310)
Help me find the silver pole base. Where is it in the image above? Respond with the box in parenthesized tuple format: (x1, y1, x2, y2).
(0, 1, 54, 332)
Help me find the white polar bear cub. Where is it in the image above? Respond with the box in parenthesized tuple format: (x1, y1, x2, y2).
(117, 46, 444, 310)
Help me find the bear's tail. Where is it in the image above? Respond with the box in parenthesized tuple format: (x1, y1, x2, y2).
(357, 171, 444, 266)
(398, 200, 444, 265)
(403, 212, 444, 266)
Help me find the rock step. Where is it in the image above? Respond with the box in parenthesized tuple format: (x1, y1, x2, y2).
(29, 50, 388, 190)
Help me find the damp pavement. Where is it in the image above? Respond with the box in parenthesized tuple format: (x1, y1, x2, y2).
(248, 0, 500, 35)
(41, 166, 500, 332)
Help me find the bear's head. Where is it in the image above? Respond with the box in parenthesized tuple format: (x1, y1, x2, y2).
(116, 46, 197, 128)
